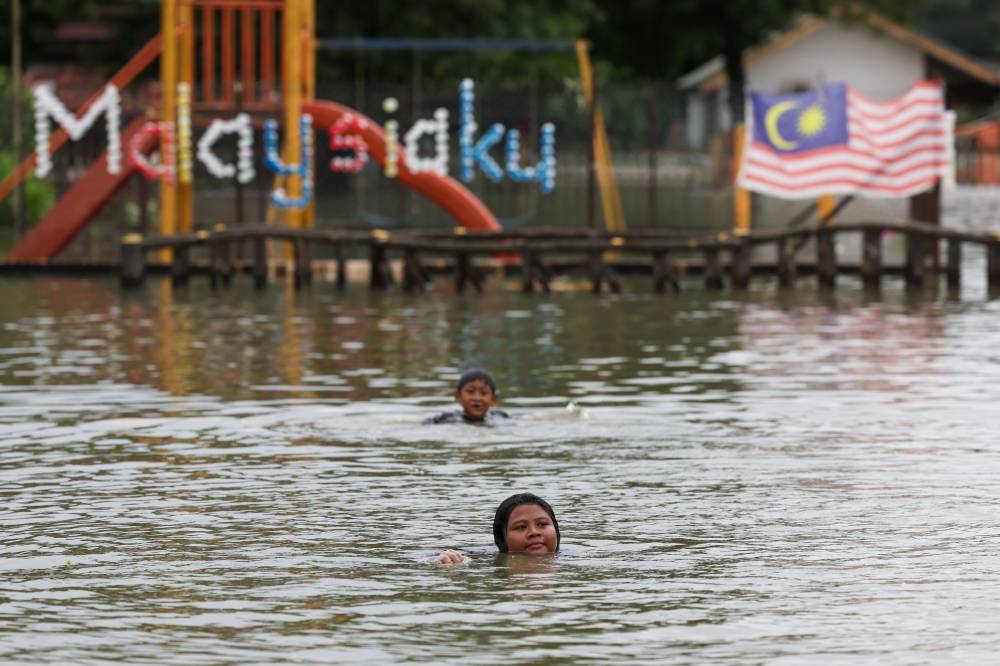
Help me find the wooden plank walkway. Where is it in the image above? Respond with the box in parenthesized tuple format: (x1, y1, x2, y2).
(118, 221, 1000, 294)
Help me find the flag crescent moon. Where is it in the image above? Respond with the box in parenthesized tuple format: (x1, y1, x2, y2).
(765, 101, 799, 150)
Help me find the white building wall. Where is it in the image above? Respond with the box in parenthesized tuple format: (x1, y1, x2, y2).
(685, 95, 707, 149)
(749, 23, 924, 99)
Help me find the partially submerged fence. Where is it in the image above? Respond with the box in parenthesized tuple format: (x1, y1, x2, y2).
(119, 221, 1000, 293)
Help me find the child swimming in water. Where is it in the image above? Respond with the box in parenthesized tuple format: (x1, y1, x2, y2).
(427, 368, 511, 424)
(435, 492, 560, 564)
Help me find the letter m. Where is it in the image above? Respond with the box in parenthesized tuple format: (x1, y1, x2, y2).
(33, 83, 123, 177)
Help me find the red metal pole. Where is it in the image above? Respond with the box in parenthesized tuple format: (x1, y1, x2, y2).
(202, 6, 215, 104)
(222, 6, 235, 106)
(241, 7, 255, 107)
(261, 8, 275, 104)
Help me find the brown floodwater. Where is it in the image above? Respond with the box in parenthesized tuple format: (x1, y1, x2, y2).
(2, 263, 1000, 664)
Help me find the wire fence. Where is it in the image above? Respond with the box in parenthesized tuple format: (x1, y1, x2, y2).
(1, 73, 741, 262)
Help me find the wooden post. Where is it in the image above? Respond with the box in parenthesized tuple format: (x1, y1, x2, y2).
(910, 181, 941, 268)
(171, 244, 190, 285)
(470, 261, 486, 294)
(730, 238, 750, 290)
(861, 228, 882, 290)
(589, 251, 604, 293)
(652, 251, 679, 293)
(402, 248, 428, 291)
(455, 252, 469, 294)
(816, 229, 836, 289)
(120, 234, 145, 288)
(946, 238, 961, 290)
(253, 236, 268, 289)
(987, 241, 1000, 290)
(905, 229, 926, 289)
(535, 254, 551, 293)
(335, 242, 346, 289)
(521, 251, 550, 293)
(370, 241, 391, 290)
(521, 251, 536, 294)
(293, 238, 312, 290)
(776, 236, 795, 287)
(703, 248, 724, 290)
(211, 223, 232, 288)
(209, 237, 220, 290)
(595, 254, 622, 293)
(454, 253, 484, 294)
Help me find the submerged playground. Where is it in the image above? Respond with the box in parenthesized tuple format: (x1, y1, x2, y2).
(4, 0, 997, 296)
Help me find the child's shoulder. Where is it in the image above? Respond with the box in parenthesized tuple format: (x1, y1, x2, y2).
(424, 408, 511, 424)
(425, 410, 464, 424)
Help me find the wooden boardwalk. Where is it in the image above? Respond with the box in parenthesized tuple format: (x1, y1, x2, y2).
(119, 221, 1000, 293)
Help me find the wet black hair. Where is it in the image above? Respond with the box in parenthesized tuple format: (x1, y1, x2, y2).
(456, 368, 498, 394)
(493, 493, 560, 553)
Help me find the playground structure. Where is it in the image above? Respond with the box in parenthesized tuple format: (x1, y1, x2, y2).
(5, 0, 605, 263)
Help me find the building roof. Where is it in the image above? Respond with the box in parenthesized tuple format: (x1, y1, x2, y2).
(679, 7, 1000, 94)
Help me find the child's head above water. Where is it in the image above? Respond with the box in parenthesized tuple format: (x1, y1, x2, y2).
(434, 492, 559, 565)
(454, 368, 499, 421)
(493, 493, 560, 554)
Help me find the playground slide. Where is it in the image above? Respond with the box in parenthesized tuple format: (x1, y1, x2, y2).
(6, 100, 498, 262)
(304, 99, 501, 232)
(5, 117, 155, 262)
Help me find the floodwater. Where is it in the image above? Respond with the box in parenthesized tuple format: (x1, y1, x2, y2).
(3, 257, 1000, 663)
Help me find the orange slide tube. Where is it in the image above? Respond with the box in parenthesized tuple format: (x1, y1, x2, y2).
(303, 99, 501, 232)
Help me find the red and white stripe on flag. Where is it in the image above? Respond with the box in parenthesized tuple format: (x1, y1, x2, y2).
(737, 81, 952, 199)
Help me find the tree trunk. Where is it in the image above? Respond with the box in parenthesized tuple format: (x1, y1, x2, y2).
(721, 15, 746, 127)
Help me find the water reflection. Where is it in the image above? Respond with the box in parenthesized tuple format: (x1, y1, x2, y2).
(493, 553, 558, 577)
(3, 275, 1000, 663)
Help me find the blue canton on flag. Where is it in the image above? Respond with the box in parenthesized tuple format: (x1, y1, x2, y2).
(750, 83, 848, 154)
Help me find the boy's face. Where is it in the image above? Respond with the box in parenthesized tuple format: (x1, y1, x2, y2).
(504, 504, 558, 554)
(455, 379, 496, 421)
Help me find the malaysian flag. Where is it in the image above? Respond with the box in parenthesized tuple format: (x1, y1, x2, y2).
(737, 81, 953, 199)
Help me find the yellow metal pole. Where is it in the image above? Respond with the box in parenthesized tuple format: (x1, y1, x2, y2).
(160, 0, 178, 260)
(177, 2, 194, 234)
(282, 0, 303, 231)
(732, 125, 751, 234)
(817, 194, 836, 224)
(302, 0, 316, 229)
(574, 40, 626, 233)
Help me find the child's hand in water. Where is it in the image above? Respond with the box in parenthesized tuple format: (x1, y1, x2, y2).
(434, 549, 467, 565)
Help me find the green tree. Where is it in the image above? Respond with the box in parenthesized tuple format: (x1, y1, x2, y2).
(314, 0, 598, 86)
(588, 0, 929, 124)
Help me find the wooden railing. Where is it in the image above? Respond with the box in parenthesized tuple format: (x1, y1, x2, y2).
(118, 221, 1000, 294)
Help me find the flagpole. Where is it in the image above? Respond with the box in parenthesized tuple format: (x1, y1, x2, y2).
(732, 125, 751, 234)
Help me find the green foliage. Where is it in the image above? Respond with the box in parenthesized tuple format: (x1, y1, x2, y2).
(315, 0, 597, 87)
(0, 149, 55, 242)
(914, 0, 1000, 60)
(0, 0, 993, 89)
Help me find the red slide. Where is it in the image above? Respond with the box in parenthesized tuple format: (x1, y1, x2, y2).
(304, 99, 501, 232)
(6, 117, 155, 262)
